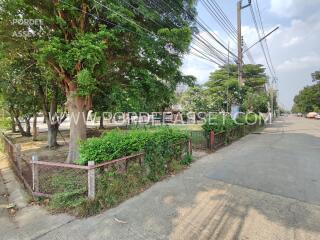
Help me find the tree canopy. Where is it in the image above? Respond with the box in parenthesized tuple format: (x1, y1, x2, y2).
(0, 0, 197, 162)
(292, 83, 320, 113)
(181, 64, 270, 113)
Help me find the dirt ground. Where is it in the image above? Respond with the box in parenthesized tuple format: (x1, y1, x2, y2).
(6, 124, 203, 163)
(6, 128, 104, 163)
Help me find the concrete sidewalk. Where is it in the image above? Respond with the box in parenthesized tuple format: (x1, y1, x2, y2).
(0, 153, 74, 240)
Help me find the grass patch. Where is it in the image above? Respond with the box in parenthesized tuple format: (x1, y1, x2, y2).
(46, 155, 192, 217)
(40, 127, 192, 217)
(79, 127, 189, 165)
(39, 169, 87, 194)
(0, 117, 10, 131)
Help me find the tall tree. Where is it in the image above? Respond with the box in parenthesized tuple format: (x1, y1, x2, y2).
(0, 0, 197, 162)
(180, 85, 211, 112)
(312, 70, 320, 82)
(0, 1, 67, 146)
(292, 84, 320, 113)
(0, 52, 40, 137)
(181, 64, 269, 113)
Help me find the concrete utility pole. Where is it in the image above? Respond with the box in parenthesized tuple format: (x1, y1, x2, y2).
(237, 0, 251, 85)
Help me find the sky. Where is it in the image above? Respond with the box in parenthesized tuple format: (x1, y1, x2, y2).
(181, 0, 320, 110)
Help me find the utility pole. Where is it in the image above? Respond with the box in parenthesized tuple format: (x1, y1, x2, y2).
(227, 41, 230, 113)
(237, 0, 251, 85)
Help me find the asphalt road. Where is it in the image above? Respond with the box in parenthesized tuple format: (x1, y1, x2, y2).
(2, 116, 320, 240)
(206, 116, 320, 205)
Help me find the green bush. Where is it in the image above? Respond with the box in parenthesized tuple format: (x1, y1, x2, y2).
(78, 127, 189, 165)
(85, 163, 151, 217)
(202, 114, 236, 133)
(0, 117, 10, 131)
(181, 153, 193, 166)
(236, 113, 265, 125)
(143, 137, 187, 181)
(202, 113, 265, 134)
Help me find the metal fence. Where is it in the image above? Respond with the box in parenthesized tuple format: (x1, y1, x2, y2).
(190, 131, 209, 150)
(0, 135, 189, 199)
(0, 132, 33, 194)
(213, 131, 227, 149)
(0, 122, 261, 200)
(30, 152, 145, 198)
(190, 123, 262, 152)
(30, 140, 191, 199)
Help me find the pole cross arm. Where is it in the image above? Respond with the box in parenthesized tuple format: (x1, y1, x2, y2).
(241, 0, 252, 9)
(243, 26, 279, 53)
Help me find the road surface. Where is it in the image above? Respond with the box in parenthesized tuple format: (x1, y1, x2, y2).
(2, 116, 320, 239)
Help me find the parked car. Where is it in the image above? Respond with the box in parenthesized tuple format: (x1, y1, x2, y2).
(306, 112, 318, 118)
(315, 114, 320, 120)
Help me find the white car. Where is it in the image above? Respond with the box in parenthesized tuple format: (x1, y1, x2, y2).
(315, 114, 320, 120)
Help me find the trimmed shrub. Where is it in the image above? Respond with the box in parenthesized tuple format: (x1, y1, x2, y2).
(78, 127, 189, 165)
(202, 113, 264, 134)
(144, 136, 189, 181)
(236, 113, 265, 125)
(0, 117, 10, 131)
(202, 114, 236, 133)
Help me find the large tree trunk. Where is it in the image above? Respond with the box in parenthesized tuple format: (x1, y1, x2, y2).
(37, 81, 64, 149)
(47, 123, 59, 148)
(24, 117, 31, 136)
(32, 113, 38, 141)
(66, 93, 88, 163)
(10, 115, 16, 133)
(99, 112, 104, 129)
(15, 116, 29, 136)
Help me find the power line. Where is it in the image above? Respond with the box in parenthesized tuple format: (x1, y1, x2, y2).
(61, 0, 233, 67)
(122, 0, 232, 65)
(189, 46, 224, 66)
(121, 0, 229, 65)
(200, 0, 237, 42)
(200, 0, 255, 64)
(254, 0, 277, 81)
(249, 3, 276, 79)
(160, 0, 238, 59)
(93, 0, 156, 37)
(59, 0, 148, 38)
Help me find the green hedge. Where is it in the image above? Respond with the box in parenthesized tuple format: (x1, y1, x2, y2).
(202, 114, 236, 133)
(202, 113, 264, 133)
(0, 117, 10, 131)
(78, 127, 189, 165)
(235, 113, 265, 125)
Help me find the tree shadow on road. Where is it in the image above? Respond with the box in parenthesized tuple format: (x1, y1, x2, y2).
(168, 130, 320, 239)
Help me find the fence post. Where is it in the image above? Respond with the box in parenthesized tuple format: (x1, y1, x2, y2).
(139, 154, 144, 166)
(88, 161, 95, 199)
(15, 144, 22, 175)
(32, 154, 39, 192)
(188, 138, 193, 155)
(209, 130, 215, 151)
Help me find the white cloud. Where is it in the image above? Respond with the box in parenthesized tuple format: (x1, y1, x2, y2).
(181, 0, 320, 109)
(239, 3, 320, 109)
(282, 36, 302, 47)
(181, 54, 216, 84)
(181, 30, 233, 84)
(270, 0, 320, 18)
(277, 55, 320, 71)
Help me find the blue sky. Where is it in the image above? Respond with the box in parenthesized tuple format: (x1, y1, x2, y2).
(181, 0, 320, 110)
